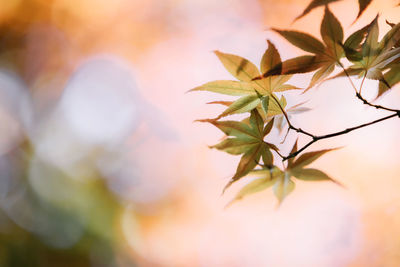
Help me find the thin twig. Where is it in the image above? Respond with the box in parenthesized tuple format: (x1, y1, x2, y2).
(283, 112, 399, 161)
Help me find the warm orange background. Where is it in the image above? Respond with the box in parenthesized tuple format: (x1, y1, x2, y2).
(0, 0, 400, 266)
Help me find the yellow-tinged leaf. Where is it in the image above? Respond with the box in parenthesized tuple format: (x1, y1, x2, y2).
(273, 173, 295, 204)
(214, 51, 260, 82)
(189, 80, 257, 96)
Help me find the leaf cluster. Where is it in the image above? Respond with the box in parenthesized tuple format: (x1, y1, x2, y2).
(191, 0, 400, 206)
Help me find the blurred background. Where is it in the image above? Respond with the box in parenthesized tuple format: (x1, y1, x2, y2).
(0, 0, 399, 266)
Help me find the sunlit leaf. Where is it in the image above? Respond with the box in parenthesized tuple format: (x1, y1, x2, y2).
(214, 51, 261, 83)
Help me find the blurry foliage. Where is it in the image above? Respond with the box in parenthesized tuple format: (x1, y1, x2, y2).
(192, 0, 400, 205)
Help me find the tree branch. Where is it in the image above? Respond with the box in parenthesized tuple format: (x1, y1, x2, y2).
(283, 112, 399, 161)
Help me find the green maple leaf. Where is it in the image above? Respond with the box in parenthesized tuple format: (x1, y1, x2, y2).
(340, 17, 400, 96)
(201, 109, 278, 192)
(258, 6, 345, 92)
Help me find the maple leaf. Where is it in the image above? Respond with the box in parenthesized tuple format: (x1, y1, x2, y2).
(257, 6, 345, 92)
(225, 140, 341, 206)
(189, 42, 299, 119)
(340, 17, 400, 97)
(201, 109, 277, 193)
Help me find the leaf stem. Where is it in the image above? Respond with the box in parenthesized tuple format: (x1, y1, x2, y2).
(269, 94, 315, 138)
(282, 112, 399, 161)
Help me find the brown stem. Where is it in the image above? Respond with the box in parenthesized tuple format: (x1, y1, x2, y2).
(283, 112, 399, 161)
